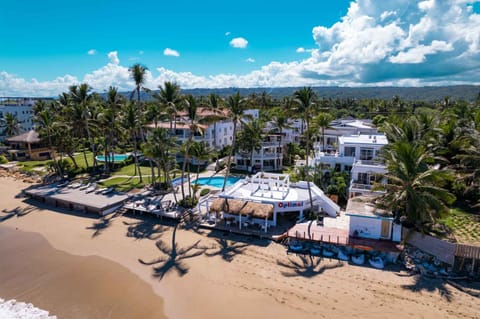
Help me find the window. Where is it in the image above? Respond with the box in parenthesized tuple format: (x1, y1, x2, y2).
(344, 146, 355, 157)
(360, 148, 373, 161)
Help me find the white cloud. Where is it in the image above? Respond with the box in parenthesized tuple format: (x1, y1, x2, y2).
(107, 51, 120, 65)
(225, 31, 231, 36)
(87, 49, 97, 56)
(230, 37, 248, 49)
(163, 48, 180, 57)
(245, 58, 255, 63)
(2, 0, 480, 96)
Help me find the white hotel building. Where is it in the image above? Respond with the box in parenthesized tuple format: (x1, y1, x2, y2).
(0, 97, 37, 140)
(313, 133, 388, 198)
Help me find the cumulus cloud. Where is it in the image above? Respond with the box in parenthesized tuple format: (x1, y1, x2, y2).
(245, 57, 255, 63)
(230, 37, 248, 48)
(163, 48, 180, 57)
(2, 0, 480, 96)
(108, 51, 120, 65)
(87, 49, 97, 55)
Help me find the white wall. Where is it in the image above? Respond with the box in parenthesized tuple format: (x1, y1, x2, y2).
(349, 215, 392, 240)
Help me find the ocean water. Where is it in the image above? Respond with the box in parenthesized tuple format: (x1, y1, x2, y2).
(0, 298, 56, 319)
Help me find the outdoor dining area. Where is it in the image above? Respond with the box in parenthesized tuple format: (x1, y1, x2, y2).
(123, 192, 181, 219)
(207, 198, 274, 233)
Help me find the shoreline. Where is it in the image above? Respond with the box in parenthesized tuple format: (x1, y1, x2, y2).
(1, 176, 479, 319)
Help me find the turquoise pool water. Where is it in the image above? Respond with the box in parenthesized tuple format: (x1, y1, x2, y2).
(193, 176, 241, 188)
(95, 154, 130, 163)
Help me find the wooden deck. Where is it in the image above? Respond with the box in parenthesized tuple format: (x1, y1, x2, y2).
(287, 222, 402, 253)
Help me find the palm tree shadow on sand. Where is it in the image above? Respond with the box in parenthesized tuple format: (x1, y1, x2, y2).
(401, 275, 453, 302)
(277, 254, 344, 278)
(85, 212, 123, 238)
(138, 223, 207, 280)
(122, 216, 170, 241)
(1, 206, 36, 222)
(204, 238, 249, 263)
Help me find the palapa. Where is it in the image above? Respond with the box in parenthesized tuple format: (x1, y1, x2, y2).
(209, 198, 273, 219)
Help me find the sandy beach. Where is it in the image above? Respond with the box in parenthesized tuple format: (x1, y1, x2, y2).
(1, 176, 479, 319)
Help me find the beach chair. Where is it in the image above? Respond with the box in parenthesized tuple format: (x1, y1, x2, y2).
(79, 182, 91, 191)
(68, 181, 82, 189)
(102, 187, 114, 195)
(85, 183, 97, 193)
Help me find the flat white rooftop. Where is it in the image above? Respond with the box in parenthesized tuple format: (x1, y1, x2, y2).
(339, 134, 388, 146)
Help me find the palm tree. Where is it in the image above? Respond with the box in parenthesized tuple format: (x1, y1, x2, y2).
(236, 118, 264, 172)
(269, 108, 292, 166)
(377, 142, 455, 229)
(180, 95, 206, 201)
(312, 112, 333, 153)
(294, 87, 317, 213)
(34, 106, 63, 176)
(222, 92, 247, 191)
(205, 93, 224, 149)
(121, 101, 143, 183)
(190, 141, 212, 191)
(0, 113, 21, 137)
(145, 128, 179, 202)
(129, 63, 148, 141)
(69, 84, 99, 171)
(153, 81, 182, 134)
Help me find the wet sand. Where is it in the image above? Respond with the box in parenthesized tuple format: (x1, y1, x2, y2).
(1, 176, 479, 319)
(0, 225, 166, 319)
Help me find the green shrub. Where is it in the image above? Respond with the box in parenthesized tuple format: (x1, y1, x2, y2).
(178, 196, 198, 208)
(200, 188, 210, 196)
(0, 155, 8, 164)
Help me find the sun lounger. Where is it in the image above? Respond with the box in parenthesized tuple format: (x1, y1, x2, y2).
(79, 182, 91, 191)
(85, 183, 97, 193)
(102, 187, 114, 195)
(68, 182, 82, 189)
(95, 188, 106, 194)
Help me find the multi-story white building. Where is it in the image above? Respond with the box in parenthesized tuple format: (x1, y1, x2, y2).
(0, 97, 37, 140)
(234, 133, 283, 172)
(312, 133, 388, 197)
(315, 118, 378, 152)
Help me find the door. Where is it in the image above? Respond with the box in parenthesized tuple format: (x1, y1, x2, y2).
(380, 220, 390, 239)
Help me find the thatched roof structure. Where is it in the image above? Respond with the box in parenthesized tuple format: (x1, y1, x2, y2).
(6, 130, 40, 144)
(209, 198, 273, 219)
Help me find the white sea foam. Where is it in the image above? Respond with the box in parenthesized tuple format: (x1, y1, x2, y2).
(0, 298, 56, 319)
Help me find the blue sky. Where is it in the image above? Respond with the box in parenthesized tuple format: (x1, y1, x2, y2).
(1, 0, 480, 96)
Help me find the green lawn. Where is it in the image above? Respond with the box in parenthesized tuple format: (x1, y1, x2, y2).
(112, 163, 153, 177)
(98, 177, 146, 192)
(440, 208, 480, 245)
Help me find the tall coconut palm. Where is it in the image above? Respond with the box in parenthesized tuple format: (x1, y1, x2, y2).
(69, 83, 99, 171)
(145, 128, 179, 202)
(129, 63, 148, 141)
(312, 112, 333, 153)
(222, 92, 247, 192)
(269, 108, 292, 165)
(0, 113, 21, 137)
(294, 87, 317, 212)
(180, 95, 205, 201)
(190, 141, 212, 190)
(205, 93, 224, 149)
(153, 81, 182, 134)
(34, 106, 63, 176)
(121, 101, 143, 183)
(236, 118, 264, 172)
(377, 142, 455, 229)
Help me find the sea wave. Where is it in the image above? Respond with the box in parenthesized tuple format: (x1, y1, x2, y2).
(0, 298, 56, 319)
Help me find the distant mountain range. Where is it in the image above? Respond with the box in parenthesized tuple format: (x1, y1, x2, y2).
(121, 85, 480, 102)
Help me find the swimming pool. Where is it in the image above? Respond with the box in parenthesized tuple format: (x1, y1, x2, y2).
(95, 154, 130, 163)
(193, 176, 241, 188)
